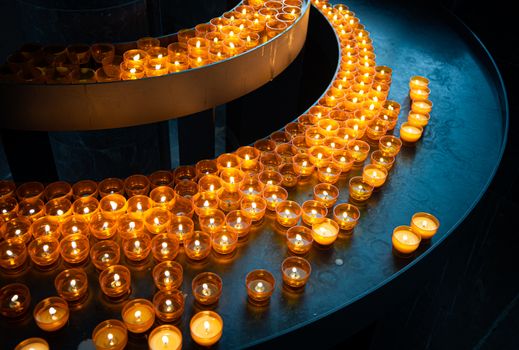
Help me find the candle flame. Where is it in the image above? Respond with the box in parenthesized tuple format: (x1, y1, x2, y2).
(221, 235, 228, 243)
(134, 310, 141, 320)
(161, 242, 168, 249)
(295, 233, 302, 241)
(302, 160, 307, 167)
(204, 320, 210, 332)
(11, 294, 18, 303)
(71, 241, 77, 249)
(6, 249, 13, 257)
(162, 335, 169, 345)
(155, 64, 161, 70)
(129, 221, 135, 230)
(178, 224, 183, 231)
(197, 57, 202, 63)
(113, 273, 120, 282)
(203, 200, 209, 207)
(43, 244, 49, 252)
(196, 40, 201, 48)
(237, 217, 242, 224)
(70, 279, 76, 288)
(317, 153, 323, 160)
(323, 190, 328, 196)
(130, 68, 136, 74)
(57, 209, 64, 216)
(214, 37, 219, 44)
(133, 54, 140, 61)
(134, 240, 140, 249)
(251, 202, 257, 209)
(194, 240, 200, 247)
(154, 217, 160, 225)
(326, 167, 332, 173)
(109, 201, 118, 210)
(209, 218, 215, 225)
(230, 176, 235, 184)
(49, 307, 57, 317)
(354, 145, 360, 152)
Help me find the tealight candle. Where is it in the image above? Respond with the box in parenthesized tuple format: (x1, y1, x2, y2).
(254, 138, 276, 153)
(305, 127, 326, 147)
(275, 143, 298, 164)
(198, 175, 222, 196)
(225, 210, 252, 238)
(281, 256, 311, 290)
(72, 179, 98, 199)
(171, 196, 195, 218)
(399, 122, 423, 143)
(184, 231, 212, 260)
(216, 153, 241, 171)
(301, 200, 327, 226)
(190, 311, 223, 346)
(123, 175, 150, 198)
(239, 176, 264, 198)
(410, 212, 440, 239)
(149, 170, 174, 188)
(99, 194, 127, 220)
(317, 164, 342, 184)
(370, 150, 395, 171)
(16, 181, 44, 203)
(59, 233, 89, 265)
(152, 261, 183, 291)
(148, 187, 175, 211)
(218, 188, 243, 212)
(153, 290, 185, 323)
(192, 192, 219, 216)
(275, 200, 302, 227)
(348, 176, 374, 202)
(192, 272, 223, 305)
(262, 185, 288, 210)
(72, 196, 99, 222)
(44, 181, 72, 201)
(407, 111, 430, 127)
(258, 169, 283, 187)
(199, 209, 226, 234)
(174, 166, 197, 184)
(308, 146, 331, 168)
(245, 269, 275, 306)
(34, 296, 69, 331)
(122, 298, 155, 333)
(90, 240, 121, 270)
(144, 207, 171, 234)
(0, 180, 15, 200)
(174, 180, 199, 199)
(333, 203, 360, 231)
(311, 218, 339, 246)
(92, 319, 128, 350)
(170, 215, 194, 244)
(292, 153, 315, 177)
(45, 198, 72, 223)
(89, 212, 118, 240)
(99, 265, 131, 298)
(19, 199, 46, 222)
(122, 232, 152, 262)
(213, 229, 239, 254)
(240, 195, 267, 221)
(392, 225, 421, 255)
(14, 337, 49, 350)
(378, 135, 402, 157)
(286, 226, 313, 254)
(409, 75, 429, 90)
(0, 283, 31, 318)
(54, 268, 88, 302)
(149, 325, 182, 350)
(362, 164, 388, 188)
(331, 150, 354, 173)
(98, 178, 125, 197)
(120, 62, 145, 80)
(28, 236, 60, 267)
(313, 183, 339, 208)
(347, 140, 370, 165)
(151, 233, 180, 262)
(411, 99, 433, 114)
(365, 120, 389, 142)
(1, 216, 32, 244)
(61, 215, 89, 237)
(0, 196, 18, 222)
(409, 86, 430, 101)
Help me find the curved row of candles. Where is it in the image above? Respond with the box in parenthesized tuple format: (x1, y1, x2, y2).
(1, 1, 440, 348)
(1, 0, 304, 84)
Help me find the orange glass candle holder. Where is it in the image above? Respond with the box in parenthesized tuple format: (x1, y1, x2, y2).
(240, 195, 267, 221)
(239, 176, 264, 198)
(28, 236, 60, 267)
(99, 265, 131, 298)
(409, 86, 430, 101)
(410, 212, 440, 239)
(92, 319, 128, 350)
(192, 272, 223, 305)
(305, 127, 326, 147)
(411, 99, 433, 114)
(14, 338, 50, 350)
(286, 226, 313, 255)
(190, 311, 223, 347)
(278, 163, 300, 188)
(262, 185, 288, 211)
(16, 181, 44, 203)
(59, 233, 90, 264)
(0, 196, 18, 223)
(170, 215, 194, 244)
(0, 180, 15, 200)
(254, 138, 276, 153)
(301, 200, 327, 226)
(313, 183, 339, 208)
(246, 269, 275, 306)
(153, 290, 185, 323)
(292, 153, 315, 177)
(218, 188, 242, 212)
(144, 207, 171, 234)
(148, 186, 175, 210)
(275, 200, 302, 227)
(399, 122, 423, 143)
(199, 209, 226, 235)
(275, 143, 298, 164)
(151, 233, 180, 262)
(366, 120, 389, 142)
(333, 203, 360, 231)
(61, 215, 89, 237)
(308, 146, 332, 168)
(174, 180, 199, 199)
(317, 118, 340, 137)
(281, 256, 311, 290)
(226, 210, 252, 238)
(347, 140, 370, 165)
(44, 181, 72, 201)
(409, 75, 429, 90)
(33, 296, 69, 331)
(127, 195, 155, 218)
(193, 192, 219, 216)
(311, 218, 339, 246)
(89, 212, 118, 240)
(99, 194, 127, 220)
(407, 111, 430, 127)
(149, 170, 173, 188)
(122, 232, 152, 262)
(370, 150, 395, 171)
(72, 196, 99, 222)
(45, 198, 72, 223)
(392, 225, 421, 255)
(54, 268, 88, 302)
(1, 216, 32, 244)
(124, 174, 150, 197)
(120, 62, 145, 80)
(378, 135, 402, 157)
(362, 164, 388, 188)
(199, 174, 222, 195)
(217, 153, 241, 171)
(149, 324, 182, 350)
(91, 240, 121, 270)
(220, 168, 244, 192)
(171, 196, 195, 218)
(184, 231, 212, 261)
(123, 49, 148, 66)
(317, 164, 342, 184)
(122, 298, 155, 333)
(332, 150, 354, 173)
(98, 178, 124, 198)
(0, 283, 31, 318)
(152, 260, 183, 291)
(212, 229, 238, 255)
(348, 176, 374, 202)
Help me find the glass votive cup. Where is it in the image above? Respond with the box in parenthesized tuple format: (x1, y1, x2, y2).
(198, 175, 222, 196)
(281, 256, 311, 290)
(399, 122, 423, 143)
(258, 169, 283, 187)
(59, 233, 89, 265)
(122, 298, 155, 334)
(175, 179, 199, 199)
(91, 42, 115, 63)
(216, 153, 241, 171)
(392, 225, 421, 255)
(220, 168, 244, 192)
(240, 195, 267, 221)
(123, 49, 149, 66)
(153, 290, 185, 323)
(148, 187, 174, 211)
(217, 188, 242, 212)
(28, 236, 60, 267)
(152, 260, 183, 291)
(170, 215, 194, 244)
(262, 185, 288, 211)
(99, 194, 127, 220)
(66, 43, 90, 64)
(410, 212, 440, 239)
(308, 146, 332, 168)
(378, 135, 402, 157)
(362, 164, 388, 188)
(196, 159, 219, 177)
(286, 226, 313, 255)
(370, 150, 395, 171)
(278, 163, 300, 188)
(199, 209, 226, 235)
(305, 127, 326, 147)
(44, 181, 72, 201)
(184, 231, 212, 261)
(275, 200, 302, 227)
(171, 196, 194, 218)
(122, 232, 152, 262)
(254, 138, 277, 153)
(33, 296, 69, 331)
(145, 60, 168, 77)
(31, 216, 60, 241)
(365, 120, 389, 142)
(151, 233, 180, 262)
(301, 200, 327, 226)
(98, 178, 125, 197)
(144, 207, 171, 234)
(259, 152, 282, 171)
(92, 319, 128, 350)
(192, 272, 223, 305)
(409, 76, 429, 90)
(61, 215, 89, 237)
(149, 170, 174, 188)
(239, 176, 264, 198)
(14, 338, 50, 350)
(333, 203, 360, 231)
(118, 214, 144, 240)
(126, 195, 154, 219)
(124, 174, 150, 197)
(311, 218, 339, 246)
(407, 111, 430, 127)
(0, 283, 31, 318)
(45, 198, 72, 223)
(212, 229, 238, 255)
(99, 265, 131, 298)
(91, 240, 121, 270)
(313, 183, 339, 208)
(317, 164, 342, 184)
(317, 118, 340, 137)
(54, 268, 88, 302)
(192, 192, 219, 216)
(411, 99, 433, 114)
(0, 180, 16, 200)
(226, 210, 252, 238)
(331, 150, 354, 173)
(1, 216, 32, 244)
(292, 153, 315, 177)
(275, 143, 298, 164)
(246, 269, 275, 306)
(347, 140, 370, 165)
(72, 196, 99, 222)
(72, 179, 98, 199)
(348, 176, 374, 202)
(285, 122, 305, 139)
(409, 86, 430, 101)
(0, 196, 18, 222)
(0, 240, 27, 272)
(16, 181, 44, 203)
(89, 212, 118, 240)
(190, 310, 223, 347)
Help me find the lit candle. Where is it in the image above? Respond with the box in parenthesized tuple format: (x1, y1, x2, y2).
(149, 325, 182, 350)
(311, 219, 339, 246)
(151, 233, 180, 262)
(409, 75, 429, 90)
(149, 186, 176, 210)
(410, 212, 440, 239)
(347, 140, 370, 165)
(90, 240, 120, 270)
(170, 215, 194, 244)
(212, 230, 238, 255)
(92, 319, 128, 350)
(313, 183, 339, 208)
(14, 338, 49, 350)
(28, 236, 60, 267)
(89, 212, 118, 240)
(399, 122, 423, 143)
(153, 290, 185, 323)
(122, 298, 155, 333)
(246, 269, 275, 305)
(281, 256, 311, 290)
(122, 232, 152, 262)
(378, 135, 402, 157)
(184, 231, 211, 261)
(99, 194, 127, 220)
(292, 154, 315, 177)
(152, 261, 183, 291)
(409, 86, 430, 101)
(262, 185, 288, 210)
(286, 226, 313, 255)
(317, 164, 342, 184)
(199, 209, 226, 234)
(59, 233, 90, 264)
(407, 111, 430, 127)
(99, 265, 131, 298)
(225, 210, 252, 238)
(411, 99, 433, 114)
(144, 207, 171, 234)
(54, 268, 88, 302)
(240, 195, 267, 221)
(33, 297, 69, 331)
(392, 225, 421, 255)
(190, 311, 223, 347)
(362, 164, 388, 188)
(333, 203, 361, 231)
(301, 200, 327, 225)
(275, 200, 302, 227)
(308, 146, 331, 168)
(0, 240, 27, 271)
(192, 272, 223, 305)
(0, 283, 30, 318)
(348, 176, 374, 202)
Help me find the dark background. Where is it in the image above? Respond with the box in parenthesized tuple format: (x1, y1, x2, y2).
(0, 0, 517, 349)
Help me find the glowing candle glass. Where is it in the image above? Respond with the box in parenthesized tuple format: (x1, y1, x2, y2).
(33, 297, 69, 331)
(124, 174, 150, 197)
(409, 76, 429, 90)
(184, 231, 212, 261)
(152, 260, 183, 291)
(144, 207, 171, 234)
(313, 183, 339, 208)
(370, 150, 395, 171)
(72, 196, 99, 222)
(89, 212, 118, 240)
(308, 146, 332, 168)
(0, 283, 30, 318)
(218, 188, 242, 212)
(122, 298, 155, 333)
(44, 181, 72, 201)
(378, 135, 402, 157)
(91, 240, 120, 270)
(317, 164, 342, 184)
(198, 209, 225, 235)
(286, 226, 313, 255)
(246, 269, 275, 306)
(192, 272, 223, 305)
(59, 233, 89, 264)
(54, 268, 88, 302)
(0, 180, 15, 200)
(362, 164, 388, 188)
(407, 111, 430, 128)
(262, 185, 288, 211)
(409, 86, 430, 101)
(311, 218, 339, 246)
(99, 265, 131, 298)
(45, 198, 72, 223)
(99, 194, 127, 220)
(190, 311, 223, 347)
(333, 203, 360, 231)
(174, 180, 199, 199)
(122, 232, 152, 262)
(198, 174, 222, 195)
(28, 236, 60, 267)
(301, 200, 327, 226)
(239, 176, 264, 198)
(0, 196, 18, 222)
(19, 199, 46, 222)
(92, 319, 128, 350)
(153, 290, 185, 323)
(411, 99, 433, 114)
(171, 196, 195, 218)
(399, 122, 423, 143)
(347, 140, 370, 165)
(292, 153, 315, 177)
(98, 178, 124, 197)
(220, 168, 244, 192)
(14, 338, 49, 350)
(410, 212, 440, 239)
(240, 195, 267, 221)
(392, 225, 421, 255)
(226, 210, 252, 238)
(149, 325, 183, 350)
(61, 215, 89, 237)
(16, 181, 44, 203)
(216, 153, 241, 171)
(170, 215, 194, 244)
(193, 192, 219, 216)
(275, 200, 302, 227)
(120, 62, 145, 80)
(281, 256, 311, 290)
(348, 176, 374, 202)
(212, 229, 238, 255)
(151, 233, 180, 262)
(1, 216, 32, 244)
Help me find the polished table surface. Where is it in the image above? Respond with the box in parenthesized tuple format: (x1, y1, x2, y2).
(0, 0, 507, 349)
